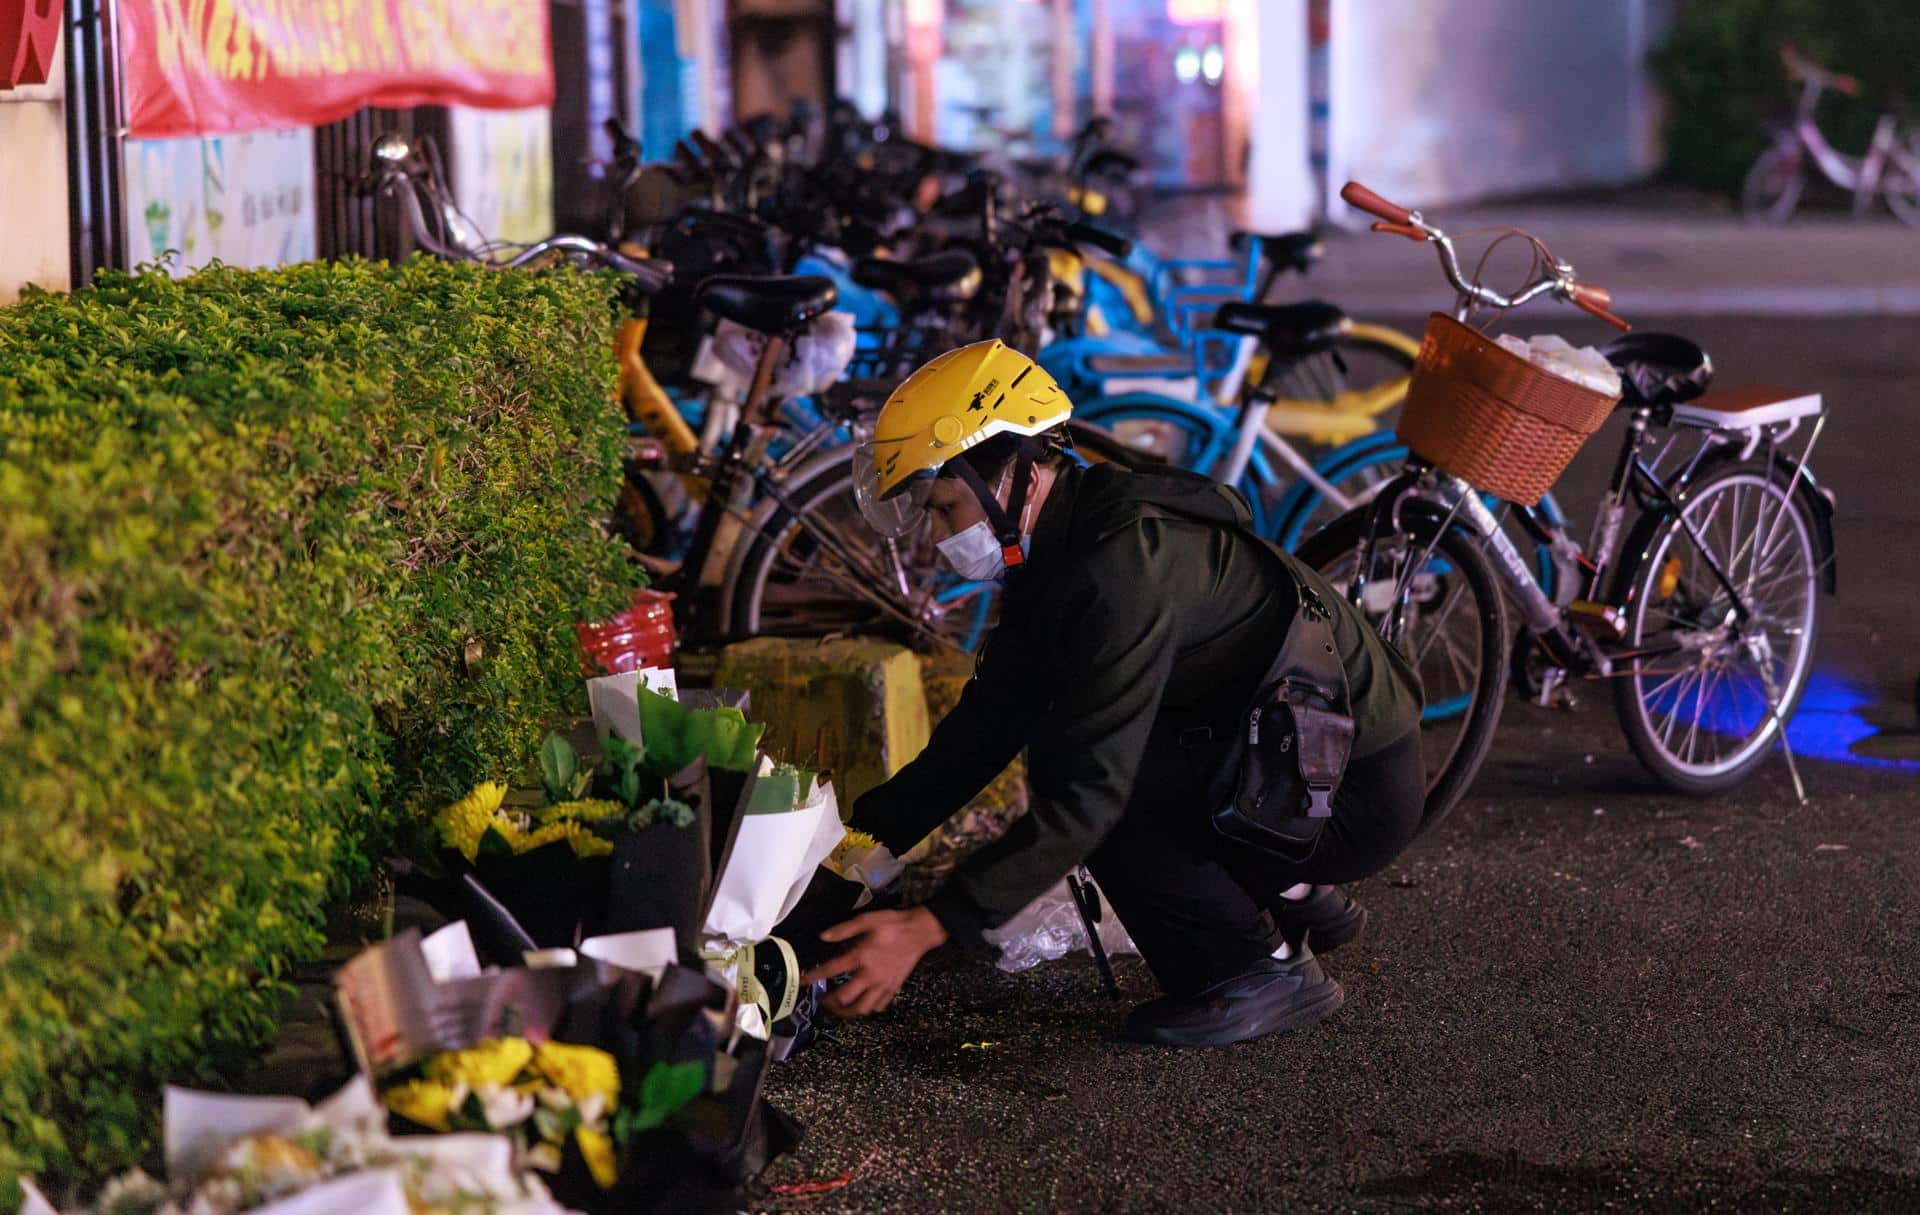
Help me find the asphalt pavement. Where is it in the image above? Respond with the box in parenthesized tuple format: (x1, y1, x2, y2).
(756, 314, 1920, 1213)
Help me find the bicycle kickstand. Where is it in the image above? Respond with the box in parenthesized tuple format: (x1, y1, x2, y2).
(1756, 662, 1808, 805)
(1066, 866, 1122, 1000)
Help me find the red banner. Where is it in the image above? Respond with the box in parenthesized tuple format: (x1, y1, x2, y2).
(118, 0, 555, 139)
(2, 0, 63, 89)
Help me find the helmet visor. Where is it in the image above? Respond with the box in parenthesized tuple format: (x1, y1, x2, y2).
(852, 437, 934, 538)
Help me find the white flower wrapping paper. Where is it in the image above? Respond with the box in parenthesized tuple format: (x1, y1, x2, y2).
(20, 1076, 581, 1215)
(700, 761, 845, 1038)
(703, 760, 846, 946)
(821, 837, 907, 908)
(585, 666, 679, 745)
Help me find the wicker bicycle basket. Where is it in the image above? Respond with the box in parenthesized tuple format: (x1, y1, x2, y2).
(1396, 313, 1620, 506)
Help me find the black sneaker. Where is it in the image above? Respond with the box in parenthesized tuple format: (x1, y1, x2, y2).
(1122, 948, 1344, 1047)
(1273, 885, 1368, 952)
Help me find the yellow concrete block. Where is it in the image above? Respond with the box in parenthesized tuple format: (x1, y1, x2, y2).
(714, 637, 931, 811)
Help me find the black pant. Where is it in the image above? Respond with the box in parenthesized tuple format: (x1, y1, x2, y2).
(1084, 715, 1426, 997)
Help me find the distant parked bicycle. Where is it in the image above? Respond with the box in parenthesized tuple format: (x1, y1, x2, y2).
(1742, 45, 1920, 225)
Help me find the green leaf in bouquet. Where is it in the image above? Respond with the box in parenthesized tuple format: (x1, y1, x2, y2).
(476, 825, 518, 859)
(602, 735, 646, 808)
(699, 707, 765, 773)
(636, 690, 692, 775)
(745, 766, 802, 816)
(541, 732, 580, 805)
(616, 1060, 708, 1138)
(636, 690, 765, 776)
(651, 798, 696, 829)
(532, 1104, 582, 1144)
(450, 1090, 492, 1132)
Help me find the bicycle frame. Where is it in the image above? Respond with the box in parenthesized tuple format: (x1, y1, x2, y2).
(1355, 400, 1828, 689)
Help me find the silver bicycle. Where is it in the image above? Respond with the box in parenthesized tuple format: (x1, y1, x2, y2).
(1302, 183, 1835, 821)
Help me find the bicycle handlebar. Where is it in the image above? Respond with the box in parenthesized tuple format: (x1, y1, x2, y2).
(1341, 181, 1413, 226)
(1062, 220, 1132, 259)
(1370, 220, 1426, 242)
(1343, 178, 1630, 330)
(1569, 283, 1630, 331)
(1780, 44, 1861, 95)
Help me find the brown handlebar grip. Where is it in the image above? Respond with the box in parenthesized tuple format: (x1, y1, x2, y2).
(1341, 181, 1413, 225)
(1834, 72, 1862, 96)
(1570, 283, 1612, 311)
(1571, 285, 1631, 332)
(1370, 221, 1427, 242)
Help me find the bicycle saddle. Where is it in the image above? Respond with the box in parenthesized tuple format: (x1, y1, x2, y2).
(852, 250, 981, 301)
(1211, 300, 1350, 359)
(1600, 332, 1714, 409)
(1229, 229, 1325, 275)
(697, 275, 839, 335)
(1082, 148, 1141, 177)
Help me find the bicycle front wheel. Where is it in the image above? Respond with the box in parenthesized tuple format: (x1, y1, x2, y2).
(1741, 140, 1806, 224)
(1296, 504, 1511, 826)
(1610, 463, 1820, 794)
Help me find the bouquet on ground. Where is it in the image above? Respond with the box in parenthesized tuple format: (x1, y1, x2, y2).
(428, 685, 765, 959)
(333, 922, 792, 1212)
(19, 1076, 578, 1215)
(700, 759, 846, 1042)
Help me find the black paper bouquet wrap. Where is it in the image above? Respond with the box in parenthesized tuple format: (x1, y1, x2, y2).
(333, 923, 798, 1214)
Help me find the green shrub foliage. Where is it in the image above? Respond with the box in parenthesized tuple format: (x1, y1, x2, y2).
(0, 259, 636, 1199)
(1652, 0, 1920, 195)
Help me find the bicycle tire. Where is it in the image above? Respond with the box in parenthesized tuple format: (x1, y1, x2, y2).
(614, 467, 674, 558)
(1741, 140, 1805, 224)
(1608, 461, 1820, 794)
(1882, 158, 1920, 226)
(1277, 436, 1571, 601)
(726, 453, 995, 651)
(1295, 503, 1511, 826)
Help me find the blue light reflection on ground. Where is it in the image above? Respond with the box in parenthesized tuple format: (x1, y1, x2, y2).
(1785, 669, 1920, 774)
(1642, 666, 1918, 774)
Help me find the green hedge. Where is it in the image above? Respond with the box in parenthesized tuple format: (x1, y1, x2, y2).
(1652, 0, 1920, 196)
(0, 259, 636, 1202)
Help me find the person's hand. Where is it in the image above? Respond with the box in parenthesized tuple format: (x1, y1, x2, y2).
(799, 906, 949, 1017)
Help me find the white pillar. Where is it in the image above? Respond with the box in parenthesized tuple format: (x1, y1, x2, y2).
(1243, 0, 1313, 230)
(1090, 0, 1113, 117)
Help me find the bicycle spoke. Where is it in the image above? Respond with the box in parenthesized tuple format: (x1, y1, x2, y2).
(1408, 576, 1469, 669)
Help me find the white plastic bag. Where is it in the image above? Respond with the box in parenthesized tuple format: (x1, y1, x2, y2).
(1495, 332, 1622, 397)
(782, 310, 857, 396)
(711, 310, 857, 399)
(982, 878, 1139, 973)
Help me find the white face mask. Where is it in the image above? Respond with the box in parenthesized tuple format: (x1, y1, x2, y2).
(935, 459, 1039, 582)
(936, 520, 1007, 582)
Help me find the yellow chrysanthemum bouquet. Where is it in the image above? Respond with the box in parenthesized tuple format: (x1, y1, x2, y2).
(429, 691, 767, 951)
(380, 1036, 699, 1192)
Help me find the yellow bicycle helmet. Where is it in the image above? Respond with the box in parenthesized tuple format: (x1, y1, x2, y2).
(853, 340, 1073, 547)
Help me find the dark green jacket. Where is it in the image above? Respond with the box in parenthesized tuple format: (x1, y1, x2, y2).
(850, 462, 1422, 941)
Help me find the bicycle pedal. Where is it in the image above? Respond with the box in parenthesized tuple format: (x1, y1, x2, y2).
(1566, 600, 1627, 640)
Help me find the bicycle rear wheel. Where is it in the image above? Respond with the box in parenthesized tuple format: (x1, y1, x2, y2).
(1609, 463, 1819, 794)
(1883, 158, 1920, 226)
(726, 453, 995, 651)
(1296, 504, 1510, 825)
